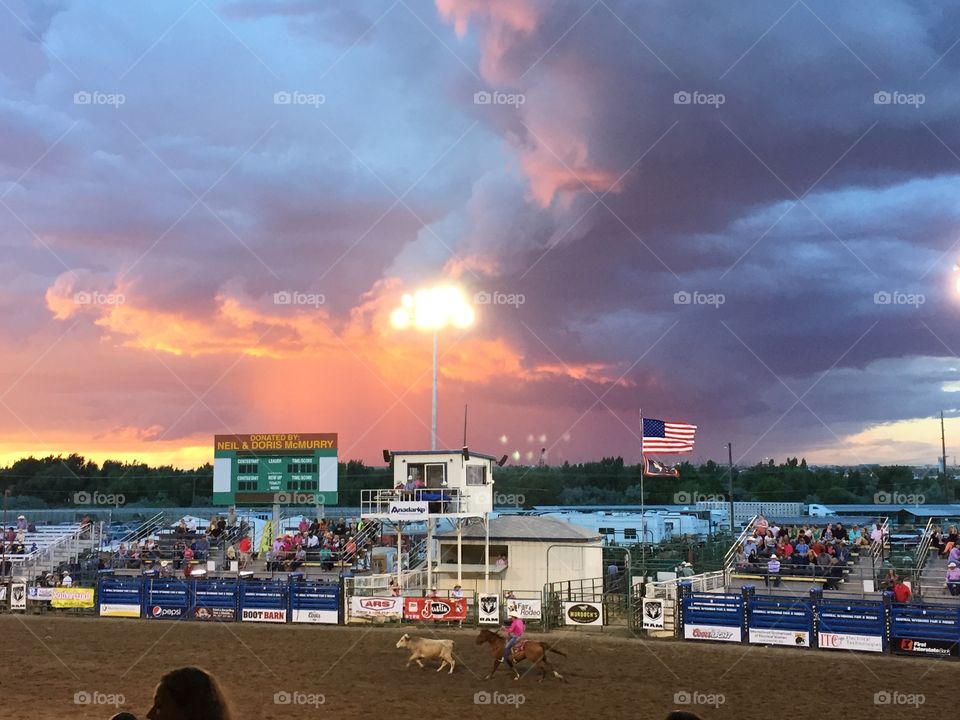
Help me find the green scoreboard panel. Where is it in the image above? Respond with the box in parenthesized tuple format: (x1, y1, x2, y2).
(212, 433, 338, 506)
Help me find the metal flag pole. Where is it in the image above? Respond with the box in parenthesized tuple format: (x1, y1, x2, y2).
(639, 408, 646, 569)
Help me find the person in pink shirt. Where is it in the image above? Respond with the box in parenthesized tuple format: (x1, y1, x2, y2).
(502, 611, 525, 664)
(947, 562, 960, 596)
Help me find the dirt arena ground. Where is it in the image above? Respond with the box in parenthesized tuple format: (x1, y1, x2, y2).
(1, 614, 953, 719)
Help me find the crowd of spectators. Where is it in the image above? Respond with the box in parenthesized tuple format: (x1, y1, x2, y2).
(732, 516, 880, 589)
(263, 516, 369, 572)
(1, 514, 37, 557)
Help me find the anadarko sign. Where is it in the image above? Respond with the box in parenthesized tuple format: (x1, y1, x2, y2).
(388, 501, 429, 517)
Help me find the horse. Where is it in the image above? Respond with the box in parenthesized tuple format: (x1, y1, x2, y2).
(475, 628, 568, 682)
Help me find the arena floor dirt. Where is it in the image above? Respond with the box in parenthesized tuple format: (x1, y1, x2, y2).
(0, 614, 952, 719)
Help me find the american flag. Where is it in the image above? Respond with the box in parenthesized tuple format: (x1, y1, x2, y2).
(641, 417, 696, 454)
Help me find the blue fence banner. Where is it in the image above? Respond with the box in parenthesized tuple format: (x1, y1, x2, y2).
(290, 582, 340, 625)
(97, 576, 142, 618)
(682, 592, 745, 642)
(144, 578, 191, 620)
(891, 603, 960, 657)
(239, 580, 288, 623)
(193, 579, 239, 622)
(747, 596, 813, 647)
(817, 599, 886, 653)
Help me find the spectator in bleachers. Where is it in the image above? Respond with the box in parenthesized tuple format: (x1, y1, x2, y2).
(160, 561, 174, 578)
(823, 556, 843, 590)
(942, 525, 960, 558)
(238, 535, 251, 569)
(947, 562, 960, 596)
(754, 513, 769, 537)
(298, 517, 309, 534)
(60, 571, 72, 587)
(146, 666, 233, 720)
(175, 519, 188, 536)
(16, 514, 27, 530)
(892, 576, 912, 603)
(227, 506, 237, 528)
(192, 535, 210, 561)
(765, 554, 781, 587)
(834, 539, 850, 565)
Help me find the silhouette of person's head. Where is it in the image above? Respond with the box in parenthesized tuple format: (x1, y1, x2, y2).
(146, 667, 232, 720)
(110, 714, 139, 720)
(665, 713, 703, 720)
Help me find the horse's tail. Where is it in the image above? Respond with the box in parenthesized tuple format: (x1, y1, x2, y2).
(542, 643, 566, 656)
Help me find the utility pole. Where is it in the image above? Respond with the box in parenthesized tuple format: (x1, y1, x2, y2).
(942, 410, 949, 503)
(727, 443, 735, 535)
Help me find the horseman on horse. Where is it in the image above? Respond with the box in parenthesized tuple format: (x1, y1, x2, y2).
(503, 611, 525, 665)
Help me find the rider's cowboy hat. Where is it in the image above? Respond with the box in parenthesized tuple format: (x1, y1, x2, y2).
(509, 611, 520, 618)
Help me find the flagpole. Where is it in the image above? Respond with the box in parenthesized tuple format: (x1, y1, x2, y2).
(639, 408, 646, 569)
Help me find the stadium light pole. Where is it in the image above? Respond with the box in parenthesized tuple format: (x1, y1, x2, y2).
(727, 443, 735, 535)
(390, 286, 475, 449)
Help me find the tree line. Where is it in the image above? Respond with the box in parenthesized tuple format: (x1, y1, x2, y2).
(0, 454, 947, 509)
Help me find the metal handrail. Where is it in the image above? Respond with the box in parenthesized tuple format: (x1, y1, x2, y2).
(117, 512, 166, 546)
(913, 516, 938, 571)
(723, 514, 759, 568)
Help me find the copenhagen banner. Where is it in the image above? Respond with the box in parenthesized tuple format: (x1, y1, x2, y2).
(403, 597, 467, 621)
(505, 597, 542, 620)
(10, 582, 26, 611)
(642, 598, 665, 630)
(350, 596, 402, 620)
(564, 601, 603, 626)
(478, 594, 500, 624)
(51, 588, 95, 609)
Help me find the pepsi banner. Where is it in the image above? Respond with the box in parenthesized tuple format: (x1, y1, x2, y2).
(403, 597, 467, 621)
(144, 579, 190, 620)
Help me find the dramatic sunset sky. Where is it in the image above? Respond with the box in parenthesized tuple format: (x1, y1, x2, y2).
(2, 0, 960, 469)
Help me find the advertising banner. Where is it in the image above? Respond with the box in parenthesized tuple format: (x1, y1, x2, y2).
(893, 637, 959, 657)
(350, 596, 402, 619)
(748, 627, 810, 647)
(642, 598, 665, 630)
(0, 586, 6, 601)
(51, 588, 95, 609)
(504, 597, 541, 621)
(291, 609, 339, 624)
(818, 632, 884, 653)
(388, 501, 429, 518)
(10, 583, 26, 611)
(194, 606, 236, 621)
(28, 586, 54, 602)
(478, 594, 500, 624)
(99, 604, 141, 618)
(563, 601, 603, 626)
(241, 607, 287, 623)
(402, 597, 467, 621)
(684, 624, 743, 642)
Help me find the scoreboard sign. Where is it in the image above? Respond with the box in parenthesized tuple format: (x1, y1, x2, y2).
(213, 433, 338, 505)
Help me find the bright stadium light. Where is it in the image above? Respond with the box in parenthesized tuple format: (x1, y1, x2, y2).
(390, 285, 475, 449)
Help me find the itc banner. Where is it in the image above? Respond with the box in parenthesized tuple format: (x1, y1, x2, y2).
(388, 501, 429, 518)
(563, 601, 603, 626)
(504, 597, 542, 621)
(818, 632, 884, 653)
(51, 588, 95, 609)
(748, 627, 810, 647)
(403, 597, 467, 621)
(350, 596, 402, 620)
(684, 624, 743, 642)
(10, 583, 26, 611)
(642, 598, 665, 630)
(478, 594, 500, 624)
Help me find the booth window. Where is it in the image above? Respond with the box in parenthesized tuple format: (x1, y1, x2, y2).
(466, 465, 487, 486)
(425, 463, 445, 487)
